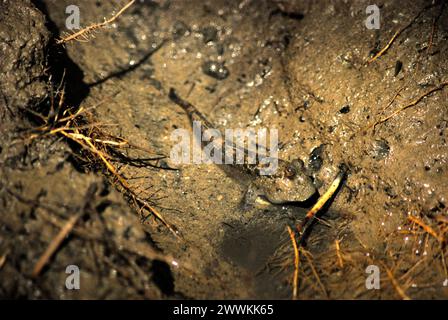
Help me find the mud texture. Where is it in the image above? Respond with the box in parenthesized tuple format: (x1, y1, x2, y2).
(1, 0, 447, 299)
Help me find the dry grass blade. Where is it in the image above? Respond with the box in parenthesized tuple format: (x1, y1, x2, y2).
(408, 215, 444, 243)
(32, 212, 82, 278)
(57, 0, 136, 44)
(381, 262, 411, 300)
(0, 252, 7, 270)
(335, 239, 344, 268)
(287, 226, 300, 300)
(398, 257, 427, 282)
(441, 250, 448, 283)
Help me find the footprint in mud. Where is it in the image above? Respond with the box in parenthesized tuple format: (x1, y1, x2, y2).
(220, 212, 304, 299)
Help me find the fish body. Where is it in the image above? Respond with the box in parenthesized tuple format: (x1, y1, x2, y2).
(169, 88, 316, 205)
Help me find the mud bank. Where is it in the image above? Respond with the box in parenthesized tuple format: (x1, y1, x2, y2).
(1, 0, 447, 299)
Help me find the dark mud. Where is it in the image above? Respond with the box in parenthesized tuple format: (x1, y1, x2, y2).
(1, 0, 447, 299)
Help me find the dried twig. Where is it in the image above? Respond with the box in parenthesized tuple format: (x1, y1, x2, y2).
(57, 0, 136, 44)
(39, 209, 184, 270)
(287, 168, 345, 299)
(32, 212, 82, 277)
(297, 167, 346, 237)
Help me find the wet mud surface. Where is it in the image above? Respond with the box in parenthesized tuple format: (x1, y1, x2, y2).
(1, 0, 447, 299)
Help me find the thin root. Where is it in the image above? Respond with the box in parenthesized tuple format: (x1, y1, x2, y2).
(287, 226, 300, 300)
(373, 81, 448, 129)
(57, 0, 135, 44)
(368, 5, 432, 63)
(301, 248, 328, 298)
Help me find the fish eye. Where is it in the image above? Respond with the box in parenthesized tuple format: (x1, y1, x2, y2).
(285, 165, 296, 178)
(291, 159, 304, 169)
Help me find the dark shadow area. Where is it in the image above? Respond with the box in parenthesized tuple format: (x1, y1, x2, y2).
(270, 8, 304, 21)
(87, 40, 167, 87)
(151, 260, 175, 296)
(32, 0, 90, 107)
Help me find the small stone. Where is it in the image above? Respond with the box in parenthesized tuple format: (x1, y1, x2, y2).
(371, 139, 390, 160)
(200, 26, 218, 44)
(303, 100, 311, 109)
(339, 105, 350, 114)
(172, 21, 190, 39)
(309, 144, 325, 172)
(394, 60, 403, 77)
(202, 61, 229, 80)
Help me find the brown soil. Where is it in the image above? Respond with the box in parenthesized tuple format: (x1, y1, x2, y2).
(1, 0, 447, 299)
